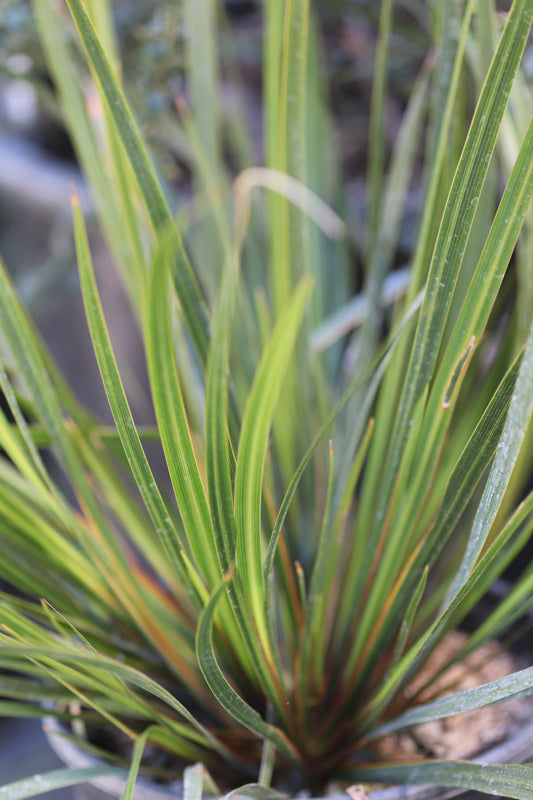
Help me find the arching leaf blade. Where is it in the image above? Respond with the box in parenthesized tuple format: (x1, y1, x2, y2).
(349, 762, 533, 799)
(73, 199, 198, 602)
(196, 583, 297, 761)
(0, 768, 128, 800)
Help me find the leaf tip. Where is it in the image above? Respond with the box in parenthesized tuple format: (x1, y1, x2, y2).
(70, 186, 81, 209)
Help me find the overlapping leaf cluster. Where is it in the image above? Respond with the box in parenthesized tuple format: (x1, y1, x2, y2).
(1, 1, 533, 798)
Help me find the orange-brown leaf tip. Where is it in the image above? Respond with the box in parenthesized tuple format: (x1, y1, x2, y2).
(174, 93, 189, 114)
(70, 187, 80, 208)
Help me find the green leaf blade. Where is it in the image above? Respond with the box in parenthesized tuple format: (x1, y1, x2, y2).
(372, 0, 533, 551)
(0, 768, 128, 800)
(234, 279, 313, 647)
(195, 583, 295, 761)
(351, 762, 533, 799)
(146, 235, 219, 587)
(368, 666, 533, 740)
(73, 199, 197, 600)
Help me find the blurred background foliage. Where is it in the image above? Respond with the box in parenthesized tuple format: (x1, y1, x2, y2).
(0, 0, 436, 344)
(1, 0, 532, 454)
(1, 1, 532, 392)
(0, 0, 430, 177)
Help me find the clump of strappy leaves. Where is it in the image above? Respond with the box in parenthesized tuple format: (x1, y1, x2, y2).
(1, 1, 533, 799)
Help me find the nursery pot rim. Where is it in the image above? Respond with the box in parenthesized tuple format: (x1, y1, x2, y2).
(43, 715, 533, 800)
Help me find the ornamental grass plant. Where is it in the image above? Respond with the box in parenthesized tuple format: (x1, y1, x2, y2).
(1, 0, 533, 798)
